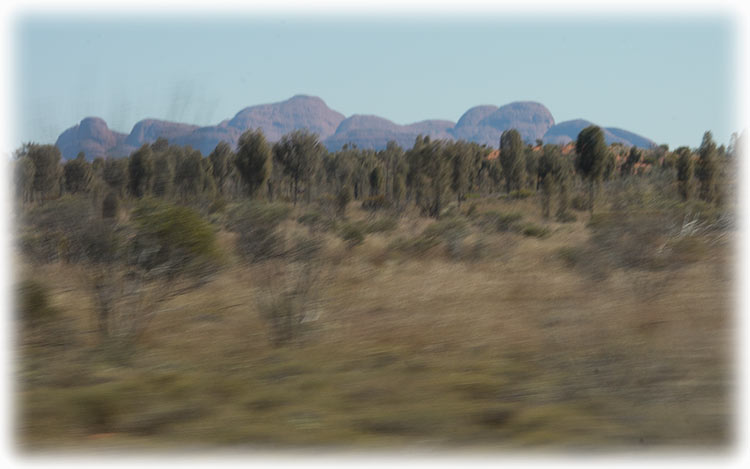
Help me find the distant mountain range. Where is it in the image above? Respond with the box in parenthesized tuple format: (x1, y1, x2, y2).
(55, 95, 657, 160)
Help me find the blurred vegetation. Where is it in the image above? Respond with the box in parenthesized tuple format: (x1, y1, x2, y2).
(11, 128, 738, 450)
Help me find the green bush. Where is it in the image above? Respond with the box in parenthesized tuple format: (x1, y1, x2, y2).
(521, 223, 550, 238)
(16, 279, 57, 324)
(132, 200, 220, 273)
(339, 222, 365, 248)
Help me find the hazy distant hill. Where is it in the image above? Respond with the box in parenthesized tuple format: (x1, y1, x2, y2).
(324, 115, 456, 151)
(453, 102, 555, 146)
(542, 119, 656, 148)
(55, 117, 129, 160)
(54, 96, 656, 160)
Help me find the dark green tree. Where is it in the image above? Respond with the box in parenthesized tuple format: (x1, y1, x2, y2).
(524, 145, 539, 189)
(696, 131, 718, 203)
(541, 173, 555, 219)
(499, 129, 525, 193)
(449, 141, 475, 206)
(14, 155, 36, 204)
(152, 151, 175, 198)
(575, 125, 609, 214)
(128, 144, 154, 198)
(620, 146, 642, 177)
(538, 144, 561, 184)
(406, 136, 451, 218)
(63, 153, 93, 195)
(174, 147, 205, 200)
(102, 157, 129, 197)
(150, 137, 169, 153)
(273, 130, 325, 205)
(209, 141, 234, 196)
(675, 146, 695, 201)
(26, 144, 63, 201)
(235, 130, 272, 198)
(369, 166, 384, 196)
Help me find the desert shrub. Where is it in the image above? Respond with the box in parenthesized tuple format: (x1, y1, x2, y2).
(314, 193, 338, 219)
(422, 217, 468, 239)
(667, 236, 708, 265)
(420, 217, 470, 259)
(87, 201, 221, 343)
(298, 211, 322, 226)
(209, 196, 228, 214)
(362, 194, 392, 211)
(227, 202, 291, 262)
(557, 246, 586, 268)
(102, 191, 119, 219)
(339, 222, 365, 248)
(298, 210, 334, 232)
(465, 202, 479, 218)
(364, 216, 398, 234)
(18, 232, 63, 264)
(335, 186, 352, 217)
(556, 211, 577, 223)
(131, 200, 221, 277)
(388, 235, 441, 257)
(571, 192, 589, 212)
(475, 210, 523, 233)
(16, 279, 57, 324)
(509, 188, 534, 199)
(588, 211, 671, 270)
(463, 236, 489, 262)
(287, 236, 324, 263)
(69, 384, 125, 434)
(521, 223, 550, 238)
(255, 260, 326, 347)
(20, 195, 120, 264)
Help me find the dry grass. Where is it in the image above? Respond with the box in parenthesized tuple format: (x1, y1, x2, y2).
(14, 194, 733, 451)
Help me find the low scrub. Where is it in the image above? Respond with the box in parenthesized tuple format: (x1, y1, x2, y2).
(16, 279, 57, 324)
(521, 223, 550, 238)
(228, 202, 291, 262)
(362, 195, 392, 212)
(338, 222, 365, 248)
(475, 210, 523, 233)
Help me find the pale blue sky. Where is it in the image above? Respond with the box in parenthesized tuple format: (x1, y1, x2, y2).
(13, 14, 736, 149)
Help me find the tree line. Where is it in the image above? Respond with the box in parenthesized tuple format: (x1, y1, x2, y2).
(13, 125, 738, 219)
